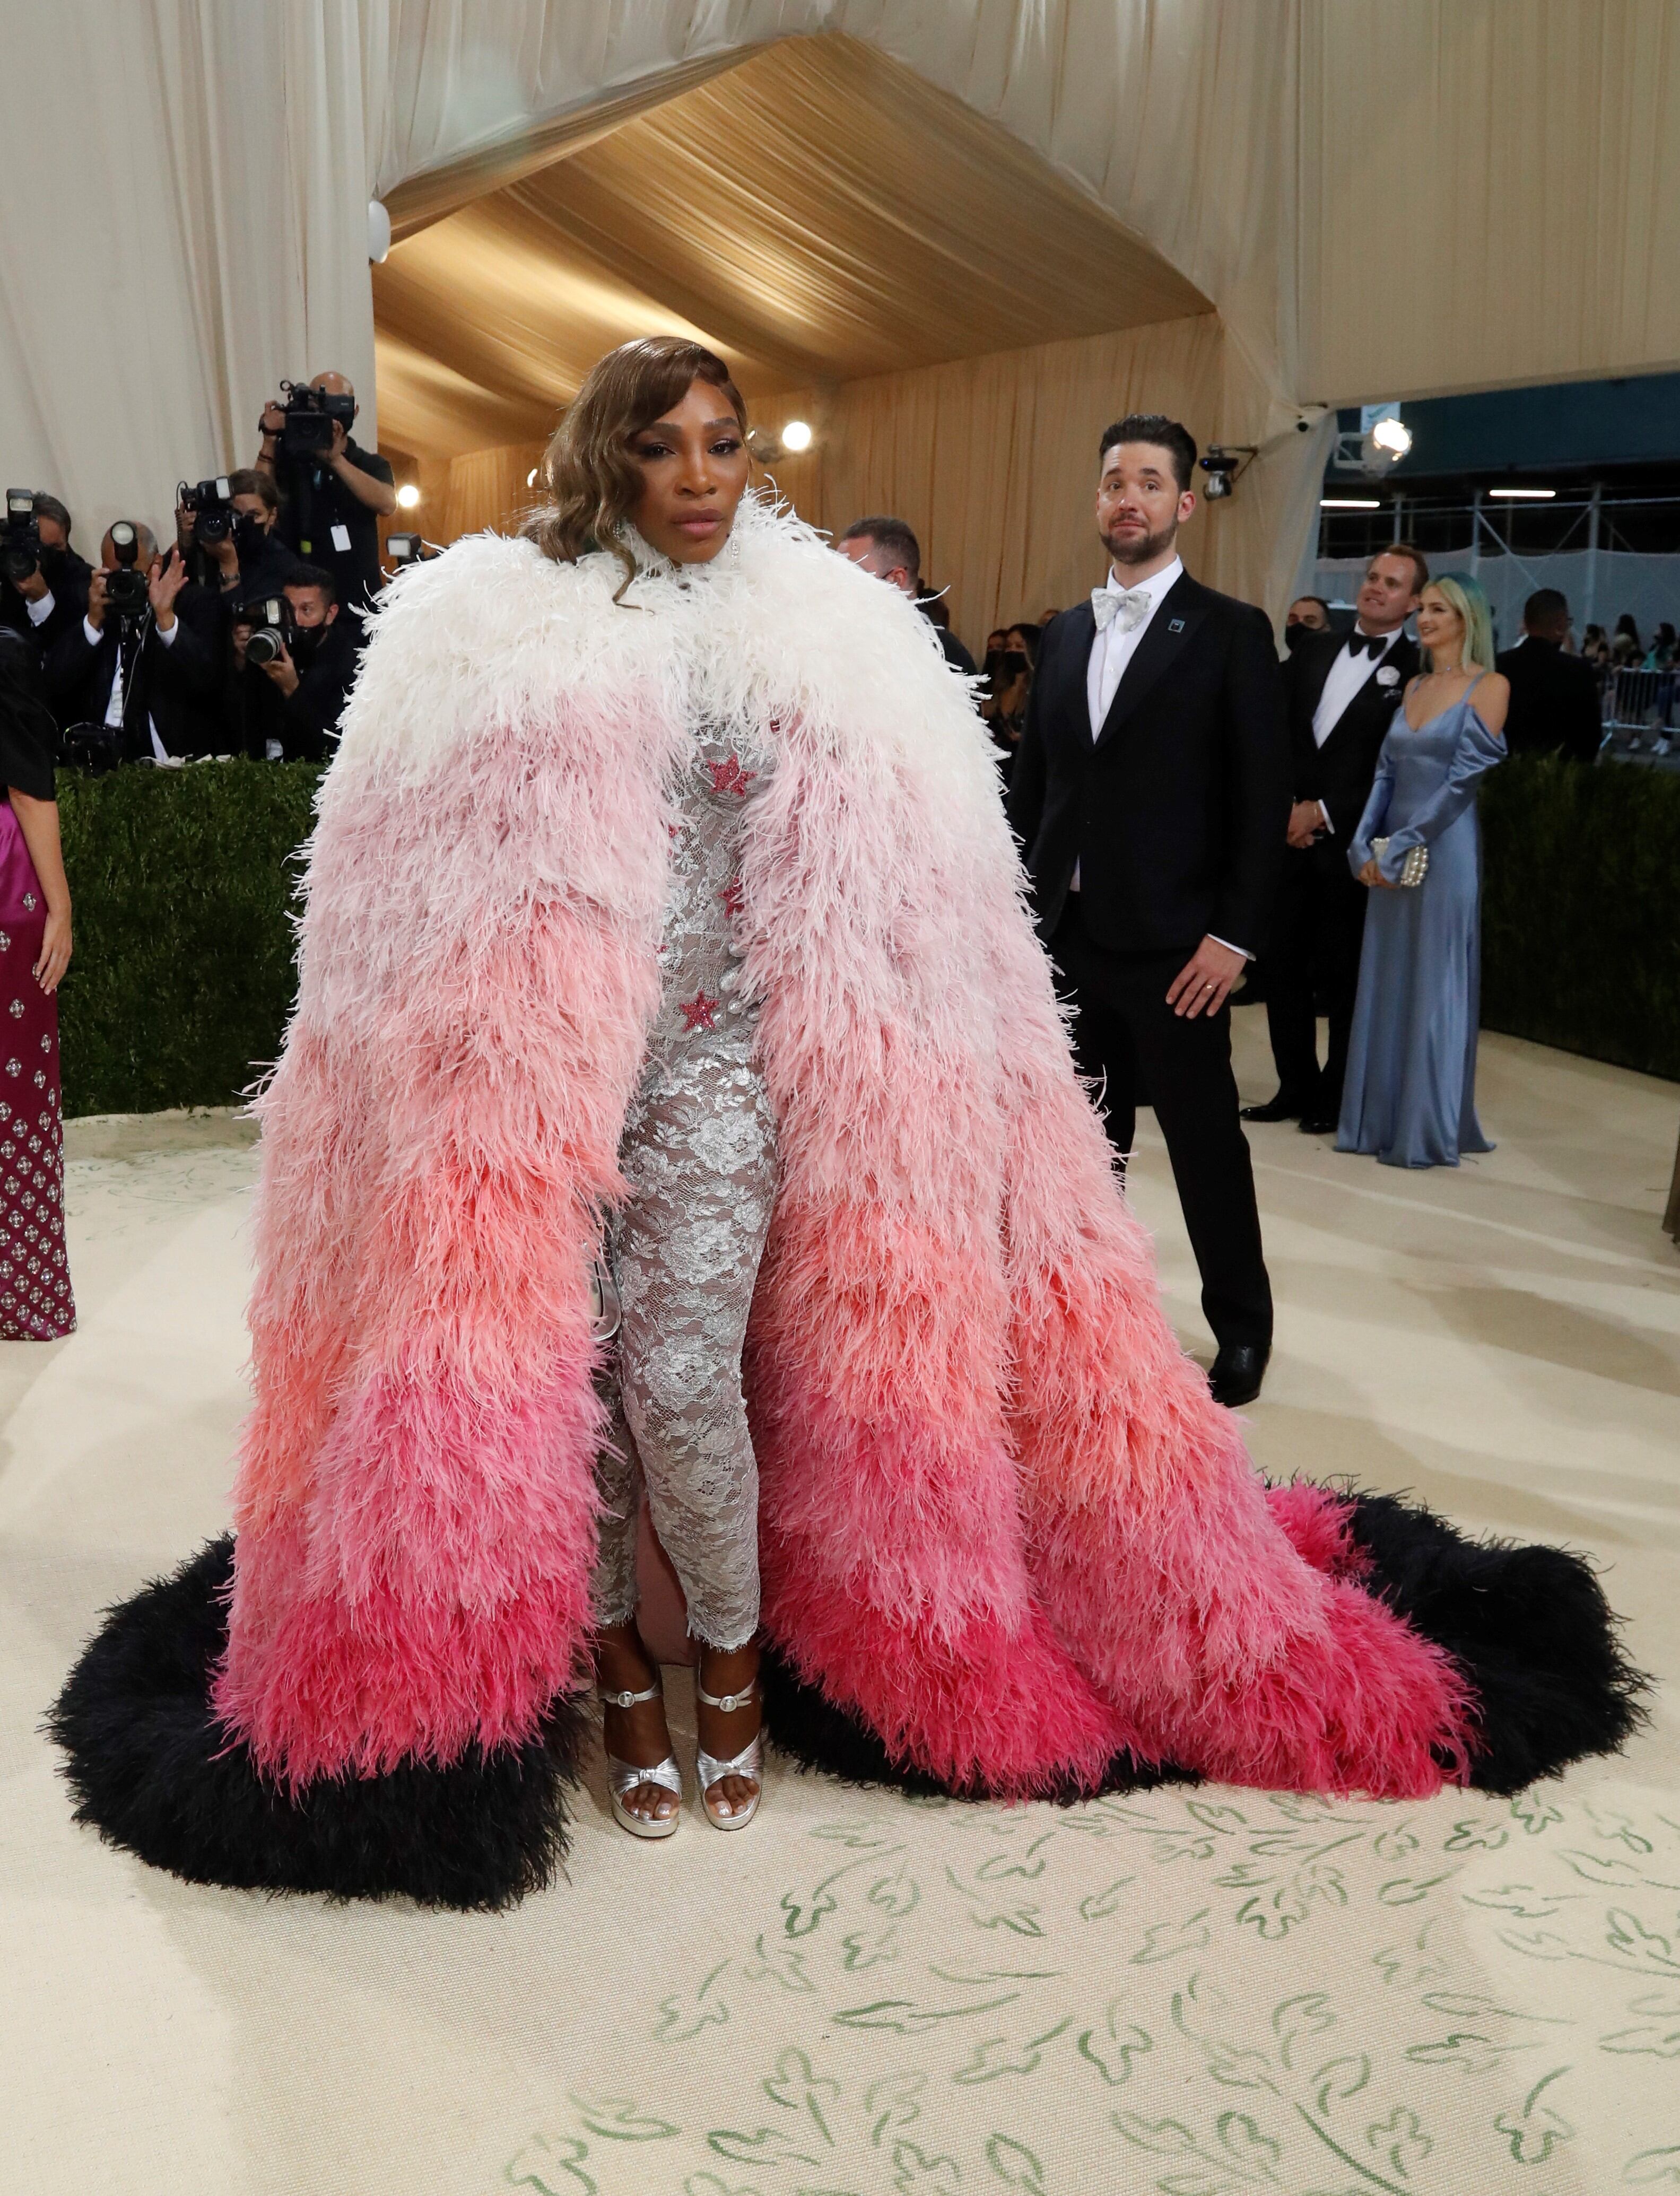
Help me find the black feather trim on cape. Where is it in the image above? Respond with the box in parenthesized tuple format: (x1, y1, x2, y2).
(49, 1493, 1644, 1899)
(1342, 1490, 1647, 1794)
(762, 1489, 1646, 1801)
(48, 1537, 585, 1910)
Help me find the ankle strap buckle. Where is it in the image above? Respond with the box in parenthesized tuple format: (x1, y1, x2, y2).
(696, 1681, 759, 1714)
(602, 1681, 661, 1710)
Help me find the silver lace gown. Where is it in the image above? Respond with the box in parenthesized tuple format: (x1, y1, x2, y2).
(590, 720, 778, 1650)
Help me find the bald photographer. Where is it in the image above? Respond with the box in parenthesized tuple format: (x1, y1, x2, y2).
(254, 371, 396, 637)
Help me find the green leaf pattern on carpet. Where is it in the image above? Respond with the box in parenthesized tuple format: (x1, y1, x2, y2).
(494, 1785, 1680, 2194)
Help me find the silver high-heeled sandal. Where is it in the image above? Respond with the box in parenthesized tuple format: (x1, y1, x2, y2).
(694, 1675, 763, 1831)
(601, 1679, 682, 1840)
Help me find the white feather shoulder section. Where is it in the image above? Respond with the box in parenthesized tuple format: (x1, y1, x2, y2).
(326, 531, 663, 795)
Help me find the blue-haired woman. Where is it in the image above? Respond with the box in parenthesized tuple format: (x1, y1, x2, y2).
(1339, 574, 1508, 1169)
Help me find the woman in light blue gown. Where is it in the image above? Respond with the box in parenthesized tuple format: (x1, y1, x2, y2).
(1338, 575, 1509, 1169)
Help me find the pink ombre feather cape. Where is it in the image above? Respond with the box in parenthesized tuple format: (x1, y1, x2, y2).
(218, 499, 1476, 1802)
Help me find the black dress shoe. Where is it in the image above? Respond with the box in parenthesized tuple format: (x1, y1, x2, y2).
(1240, 1093, 1309, 1123)
(1209, 1343, 1270, 1408)
(1297, 1112, 1339, 1136)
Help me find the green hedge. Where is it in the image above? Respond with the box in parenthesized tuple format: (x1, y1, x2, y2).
(48, 748, 1679, 1119)
(57, 761, 321, 1117)
(1481, 754, 1680, 1084)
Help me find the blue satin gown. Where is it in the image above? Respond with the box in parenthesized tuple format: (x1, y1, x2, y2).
(1337, 678, 1507, 1168)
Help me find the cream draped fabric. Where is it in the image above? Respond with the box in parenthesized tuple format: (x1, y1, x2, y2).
(1299, 0, 1680, 401)
(3, 2, 1677, 617)
(1, 0, 375, 555)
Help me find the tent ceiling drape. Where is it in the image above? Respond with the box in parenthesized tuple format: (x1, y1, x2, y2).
(371, 33, 1212, 462)
(5, 3, 1679, 621)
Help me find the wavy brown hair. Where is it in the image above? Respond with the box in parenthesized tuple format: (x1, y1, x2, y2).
(523, 336, 748, 598)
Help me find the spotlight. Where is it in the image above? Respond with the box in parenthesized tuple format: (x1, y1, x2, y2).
(1369, 414, 1412, 458)
(396, 483, 421, 509)
(781, 419, 813, 452)
(1197, 446, 1255, 500)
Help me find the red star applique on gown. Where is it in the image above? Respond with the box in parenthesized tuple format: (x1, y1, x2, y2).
(707, 755, 756, 796)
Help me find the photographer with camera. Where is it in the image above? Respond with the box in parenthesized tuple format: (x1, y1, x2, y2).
(191, 470, 307, 609)
(227, 566, 356, 763)
(2, 492, 92, 673)
(254, 371, 396, 639)
(44, 524, 221, 766)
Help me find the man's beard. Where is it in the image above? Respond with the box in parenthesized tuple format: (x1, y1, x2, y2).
(1103, 518, 1177, 569)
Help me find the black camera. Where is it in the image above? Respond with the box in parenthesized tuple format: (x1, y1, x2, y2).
(278, 380, 355, 461)
(102, 521, 150, 618)
(242, 594, 293, 667)
(179, 475, 235, 546)
(1, 489, 41, 587)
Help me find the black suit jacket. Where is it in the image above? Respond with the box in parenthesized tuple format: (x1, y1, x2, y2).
(43, 594, 222, 760)
(1285, 628, 1418, 854)
(1006, 570, 1290, 957)
(231, 617, 358, 762)
(1496, 638, 1602, 764)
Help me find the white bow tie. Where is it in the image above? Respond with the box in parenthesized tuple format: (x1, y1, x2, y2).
(1092, 585, 1152, 635)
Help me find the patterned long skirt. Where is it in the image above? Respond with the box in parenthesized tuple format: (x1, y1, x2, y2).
(0, 798, 74, 1339)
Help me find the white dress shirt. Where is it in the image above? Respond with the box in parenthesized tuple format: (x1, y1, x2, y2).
(1068, 558, 1182, 899)
(1309, 625, 1404, 830)
(1085, 555, 1183, 736)
(25, 590, 55, 628)
(84, 609, 178, 762)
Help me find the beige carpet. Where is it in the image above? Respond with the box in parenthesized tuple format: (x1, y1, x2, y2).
(3, 1019, 1677, 2196)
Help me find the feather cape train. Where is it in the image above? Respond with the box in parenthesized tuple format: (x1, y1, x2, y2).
(52, 499, 1641, 1905)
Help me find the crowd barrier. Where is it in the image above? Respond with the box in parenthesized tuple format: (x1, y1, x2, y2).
(52, 752, 1680, 1120)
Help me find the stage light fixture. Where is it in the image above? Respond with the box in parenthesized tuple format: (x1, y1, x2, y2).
(1489, 486, 1555, 499)
(396, 483, 422, 509)
(1321, 497, 1381, 510)
(781, 419, 813, 452)
(1198, 445, 1256, 500)
(1369, 415, 1412, 458)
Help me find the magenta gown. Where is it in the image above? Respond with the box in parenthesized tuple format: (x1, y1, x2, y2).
(0, 794, 74, 1339)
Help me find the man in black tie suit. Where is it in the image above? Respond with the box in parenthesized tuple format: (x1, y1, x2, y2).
(1245, 545, 1426, 1135)
(1007, 414, 1290, 1406)
(44, 525, 222, 763)
(1496, 588, 1603, 764)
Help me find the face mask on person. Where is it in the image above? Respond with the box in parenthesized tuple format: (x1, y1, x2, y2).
(1283, 623, 1311, 651)
(288, 624, 325, 667)
(233, 513, 269, 558)
(1002, 649, 1030, 677)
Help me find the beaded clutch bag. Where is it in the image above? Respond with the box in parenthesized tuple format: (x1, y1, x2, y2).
(1372, 836, 1429, 888)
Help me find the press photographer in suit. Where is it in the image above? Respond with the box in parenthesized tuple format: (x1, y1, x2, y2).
(1246, 545, 1425, 1135)
(1007, 414, 1290, 1406)
(1, 493, 92, 676)
(228, 566, 358, 762)
(44, 525, 221, 763)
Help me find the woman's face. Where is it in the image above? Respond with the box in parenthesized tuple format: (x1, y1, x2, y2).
(1415, 587, 1464, 664)
(626, 377, 751, 565)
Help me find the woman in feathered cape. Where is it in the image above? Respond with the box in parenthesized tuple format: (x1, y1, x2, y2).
(55, 343, 1639, 1908)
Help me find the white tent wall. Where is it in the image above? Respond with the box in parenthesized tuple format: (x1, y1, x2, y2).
(4, 3, 1677, 607)
(0, 0, 374, 554)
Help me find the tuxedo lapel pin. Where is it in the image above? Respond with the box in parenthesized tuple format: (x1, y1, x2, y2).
(1168, 617, 1185, 633)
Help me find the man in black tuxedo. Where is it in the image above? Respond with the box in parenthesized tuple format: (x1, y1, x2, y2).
(1245, 545, 1425, 1135)
(1007, 414, 1289, 1406)
(1496, 589, 1603, 764)
(44, 525, 223, 763)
